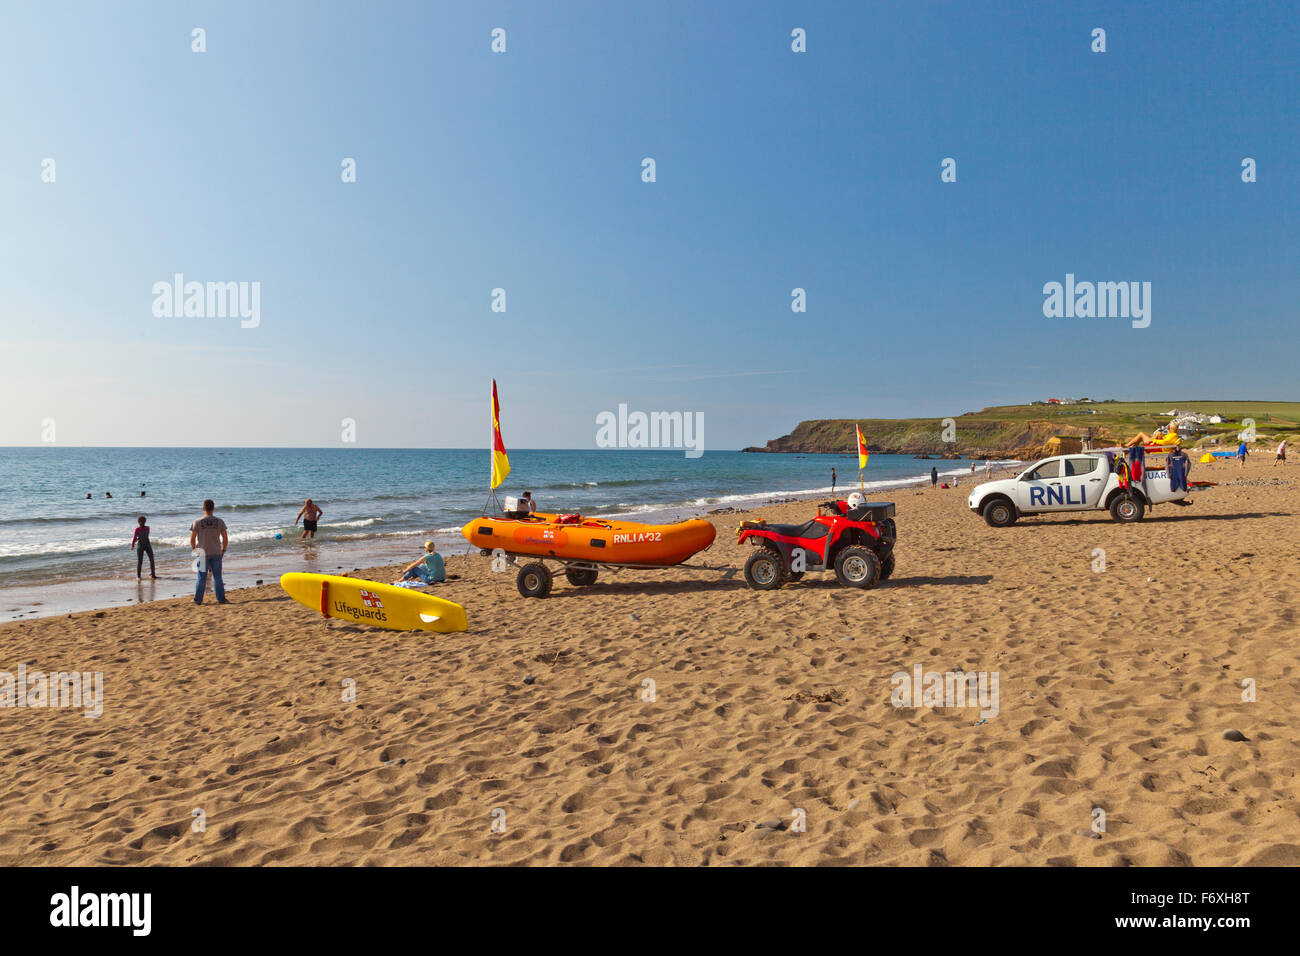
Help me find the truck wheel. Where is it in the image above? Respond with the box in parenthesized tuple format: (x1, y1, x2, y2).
(878, 553, 895, 581)
(834, 547, 881, 589)
(516, 562, 553, 598)
(564, 567, 598, 586)
(743, 549, 784, 591)
(982, 499, 1017, 528)
(1109, 495, 1145, 523)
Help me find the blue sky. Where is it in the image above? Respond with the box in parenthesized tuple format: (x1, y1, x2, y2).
(1, 1, 1295, 449)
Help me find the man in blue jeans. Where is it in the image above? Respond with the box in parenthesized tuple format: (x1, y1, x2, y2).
(189, 499, 230, 604)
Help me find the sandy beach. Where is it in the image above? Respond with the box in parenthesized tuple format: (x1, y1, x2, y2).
(2, 457, 1297, 867)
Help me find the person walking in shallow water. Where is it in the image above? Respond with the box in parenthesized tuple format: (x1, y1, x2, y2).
(295, 498, 323, 538)
(131, 516, 155, 579)
(830, 468, 836, 495)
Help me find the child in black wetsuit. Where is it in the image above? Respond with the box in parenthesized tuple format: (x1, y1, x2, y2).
(131, 516, 156, 579)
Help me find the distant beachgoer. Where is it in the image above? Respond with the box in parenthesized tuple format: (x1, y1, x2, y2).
(131, 516, 156, 579)
(140, 490, 146, 497)
(985, 460, 992, 478)
(295, 498, 324, 539)
(189, 499, 229, 605)
(831, 468, 837, 494)
(105, 492, 112, 499)
(1238, 440, 1248, 469)
(1275, 439, 1287, 466)
(85, 493, 92, 499)
(931, 467, 938, 488)
(400, 541, 446, 584)
(522, 491, 536, 514)
(970, 462, 976, 472)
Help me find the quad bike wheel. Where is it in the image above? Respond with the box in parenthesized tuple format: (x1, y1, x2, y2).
(834, 546, 881, 589)
(743, 548, 784, 590)
(564, 567, 598, 587)
(878, 553, 895, 581)
(516, 562, 553, 598)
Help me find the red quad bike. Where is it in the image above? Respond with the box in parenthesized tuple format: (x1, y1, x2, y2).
(735, 499, 896, 590)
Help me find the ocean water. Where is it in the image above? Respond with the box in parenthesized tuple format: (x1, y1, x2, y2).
(0, 447, 996, 618)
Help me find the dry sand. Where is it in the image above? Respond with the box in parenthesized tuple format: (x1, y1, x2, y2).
(2, 457, 1298, 866)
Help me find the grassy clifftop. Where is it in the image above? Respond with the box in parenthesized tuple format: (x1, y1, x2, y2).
(743, 402, 1300, 458)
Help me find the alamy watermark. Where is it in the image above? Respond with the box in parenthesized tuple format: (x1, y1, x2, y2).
(596, 403, 704, 458)
(152, 274, 260, 328)
(1, 664, 103, 718)
(1042, 273, 1150, 328)
(890, 664, 999, 719)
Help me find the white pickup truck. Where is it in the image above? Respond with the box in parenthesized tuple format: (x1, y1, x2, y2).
(968, 451, 1193, 526)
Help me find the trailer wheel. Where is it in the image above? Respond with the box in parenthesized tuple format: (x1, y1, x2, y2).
(516, 562, 553, 598)
(564, 567, 598, 587)
(1109, 495, 1145, 523)
(743, 549, 784, 591)
(982, 498, 1017, 528)
(834, 547, 881, 589)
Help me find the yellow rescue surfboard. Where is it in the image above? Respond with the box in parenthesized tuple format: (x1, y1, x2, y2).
(279, 573, 468, 633)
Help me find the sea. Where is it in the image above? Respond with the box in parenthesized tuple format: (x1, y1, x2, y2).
(0, 447, 1007, 620)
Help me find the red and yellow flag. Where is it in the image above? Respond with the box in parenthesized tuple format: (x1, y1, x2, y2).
(856, 424, 869, 470)
(491, 380, 511, 489)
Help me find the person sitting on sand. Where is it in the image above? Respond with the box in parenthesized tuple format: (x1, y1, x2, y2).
(131, 515, 156, 580)
(295, 498, 324, 538)
(400, 541, 446, 585)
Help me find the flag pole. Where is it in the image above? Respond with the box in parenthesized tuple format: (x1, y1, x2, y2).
(855, 423, 868, 491)
(483, 379, 504, 515)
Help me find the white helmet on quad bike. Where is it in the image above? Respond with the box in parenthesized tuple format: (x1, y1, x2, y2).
(846, 492, 866, 509)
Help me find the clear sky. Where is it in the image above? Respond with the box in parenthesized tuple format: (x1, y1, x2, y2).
(1, 1, 1295, 449)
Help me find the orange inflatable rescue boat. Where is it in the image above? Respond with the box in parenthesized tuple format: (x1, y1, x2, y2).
(462, 512, 716, 566)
